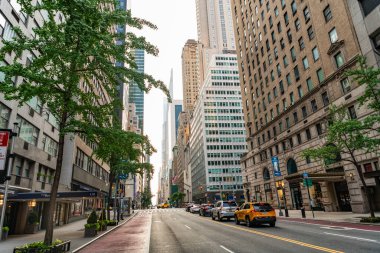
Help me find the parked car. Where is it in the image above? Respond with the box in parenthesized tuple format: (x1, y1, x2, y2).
(234, 202, 276, 227)
(185, 203, 194, 212)
(211, 201, 238, 221)
(190, 204, 201, 213)
(199, 204, 214, 216)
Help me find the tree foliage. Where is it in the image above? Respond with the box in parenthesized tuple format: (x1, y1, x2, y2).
(0, 0, 169, 244)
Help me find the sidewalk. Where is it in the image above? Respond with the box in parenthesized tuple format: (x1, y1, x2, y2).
(275, 209, 380, 224)
(0, 214, 135, 253)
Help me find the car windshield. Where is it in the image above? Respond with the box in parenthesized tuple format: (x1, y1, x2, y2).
(253, 203, 273, 212)
(222, 202, 237, 207)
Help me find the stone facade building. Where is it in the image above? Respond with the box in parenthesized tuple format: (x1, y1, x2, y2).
(232, 0, 380, 213)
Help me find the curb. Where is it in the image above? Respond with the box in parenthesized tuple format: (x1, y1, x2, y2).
(71, 211, 138, 253)
(278, 217, 380, 227)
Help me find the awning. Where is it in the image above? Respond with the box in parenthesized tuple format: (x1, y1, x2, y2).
(284, 172, 345, 183)
(8, 191, 99, 201)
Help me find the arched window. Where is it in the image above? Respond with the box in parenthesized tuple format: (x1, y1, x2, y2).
(263, 167, 270, 181)
(287, 158, 298, 175)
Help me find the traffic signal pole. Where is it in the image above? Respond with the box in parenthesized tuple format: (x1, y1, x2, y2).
(0, 126, 17, 240)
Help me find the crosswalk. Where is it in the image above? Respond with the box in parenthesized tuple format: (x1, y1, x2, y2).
(135, 208, 184, 216)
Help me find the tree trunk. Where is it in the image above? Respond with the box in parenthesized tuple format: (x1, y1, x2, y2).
(44, 122, 66, 245)
(107, 171, 115, 220)
(355, 163, 375, 217)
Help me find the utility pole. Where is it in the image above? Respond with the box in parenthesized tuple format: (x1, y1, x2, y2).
(0, 124, 18, 240)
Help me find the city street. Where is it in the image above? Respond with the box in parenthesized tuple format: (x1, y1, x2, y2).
(148, 209, 380, 253)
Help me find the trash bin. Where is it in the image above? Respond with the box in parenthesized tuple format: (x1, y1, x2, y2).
(300, 207, 306, 218)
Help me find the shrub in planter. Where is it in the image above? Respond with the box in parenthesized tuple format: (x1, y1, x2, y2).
(360, 217, 380, 223)
(2, 226, 9, 240)
(107, 220, 118, 226)
(84, 211, 99, 237)
(25, 212, 39, 234)
(98, 209, 107, 231)
(14, 239, 70, 253)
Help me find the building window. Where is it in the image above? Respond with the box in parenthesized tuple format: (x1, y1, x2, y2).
(302, 57, 309, 70)
(329, 27, 338, 43)
(280, 80, 284, 94)
(286, 74, 292, 86)
(312, 47, 319, 61)
(42, 134, 58, 157)
(290, 92, 295, 105)
(317, 68, 325, 83)
(291, 1, 297, 14)
(284, 12, 289, 25)
(359, 0, 380, 16)
(283, 55, 289, 67)
(334, 52, 344, 68)
(311, 99, 318, 112)
(323, 5, 332, 22)
(348, 105, 357, 119)
(297, 133, 302, 144)
(303, 7, 311, 22)
(307, 26, 314, 40)
(277, 22, 282, 33)
(340, 78, 351, 94)
(0, 13, 16, 41)
(306, 77, 314, 91)
(0, 103, 10, 128)
(294, 65, 300, 81)
(295, 18, 301, 31)
(298, 86, 304, 98)
(287, 29, 292, 43)
(322, 92, 330, 106)
(306, 128, 312, 140)
(316, 123, 323, 135)
(363, 163, 373, 173)
(16, 116, 39, 146)
(299, 37, 305, 50)
(290, 47, 296, 62)
(306, 156, 311, 164)
(293, 112, 298, 123)
(302, 106, 307, 119)
(286, 117, 290, 129)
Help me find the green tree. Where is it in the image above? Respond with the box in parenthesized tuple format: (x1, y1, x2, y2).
(0, 0, 169, 245)
(93, 124, 156, 218)
(170, 192, 185, 207)
(141, 186, 153, 209)
(303, 57, 380, 217)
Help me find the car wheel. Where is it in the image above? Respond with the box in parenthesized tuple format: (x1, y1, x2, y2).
(227, 218, 231, 221)
(245, 216, 251, 227)
(235, 215, 240, 225)
(270, 222, 276, 227)
(218, 213, 222, 221)
(212, 213, 215, 220)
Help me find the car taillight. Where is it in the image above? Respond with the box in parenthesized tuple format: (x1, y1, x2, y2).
(251, 209, 256, 213)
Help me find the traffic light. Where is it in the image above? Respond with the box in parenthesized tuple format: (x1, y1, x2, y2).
(0, 170, 11, 184)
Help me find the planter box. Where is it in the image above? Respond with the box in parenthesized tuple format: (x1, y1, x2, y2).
(100, 224, 107, 231)
(84, 227, 97, 237)
(25, 224, 38, 234)
(13, 240, 71, 253)
(1, 231, 8, 240)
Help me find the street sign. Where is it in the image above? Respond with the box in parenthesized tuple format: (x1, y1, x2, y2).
(0, 131, 10, 171)
(303, 178, 313, 188)
(303, 172, 309, 178)
(272, 156, 281, 176)
(118, 174, 128, 180)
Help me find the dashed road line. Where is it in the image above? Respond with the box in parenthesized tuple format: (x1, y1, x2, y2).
(185, 225, 192, 230)
(220, 245, 235, 253)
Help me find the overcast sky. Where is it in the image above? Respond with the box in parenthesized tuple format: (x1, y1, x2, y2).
(132, 0, 197, 203)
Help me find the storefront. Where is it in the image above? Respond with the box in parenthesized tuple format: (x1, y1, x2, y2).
(5, 191, 102, 234)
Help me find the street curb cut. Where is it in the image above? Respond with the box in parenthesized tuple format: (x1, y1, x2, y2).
(71, 211, 138, 253)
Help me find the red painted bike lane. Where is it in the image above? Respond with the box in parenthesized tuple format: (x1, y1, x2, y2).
(78, 213, 152, 253)
(278, 217, 380, 231)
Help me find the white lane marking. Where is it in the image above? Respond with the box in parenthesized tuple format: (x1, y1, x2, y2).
(185, 225, 191, 230)
(281, 219, 380, 233)
(153, 220, 161, 222)
(323, 232, 380, 243)
(220, 245, 235, 253)
(320, 226, 354, 231)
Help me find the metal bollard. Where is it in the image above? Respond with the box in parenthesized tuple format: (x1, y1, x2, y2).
(285, 208, 289, 217)
(300, 207, 306, 218)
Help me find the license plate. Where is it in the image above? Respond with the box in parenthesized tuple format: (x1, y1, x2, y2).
(262, 212, 267, 214)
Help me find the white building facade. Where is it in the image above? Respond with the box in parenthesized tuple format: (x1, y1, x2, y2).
(190, 54, 247, 203)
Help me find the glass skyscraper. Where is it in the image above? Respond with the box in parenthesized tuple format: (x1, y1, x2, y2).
(129, 49, 145, 132)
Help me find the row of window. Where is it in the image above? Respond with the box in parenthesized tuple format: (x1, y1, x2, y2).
(206, 137, 246, 143)
(206, 144, 247, 150)
(208, 176, 243, 183)
(207, 160, 241, 166)
(207, 152, 243, 158)
(205, 122, 245, 128)
(206, 130, 245, 135)
(208, 168, 242, 174)
(205, 115, 244, 121)
(204, 108, 243, 114)
(204, 102, 242, 107)
(74, 148, 109, 182)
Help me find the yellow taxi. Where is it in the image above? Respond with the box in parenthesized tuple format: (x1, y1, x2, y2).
(234, 202, 276, 227)
(161, 203, 170, 208)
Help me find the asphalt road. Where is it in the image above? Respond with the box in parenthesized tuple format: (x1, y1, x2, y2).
(149, 208, 380, 253)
